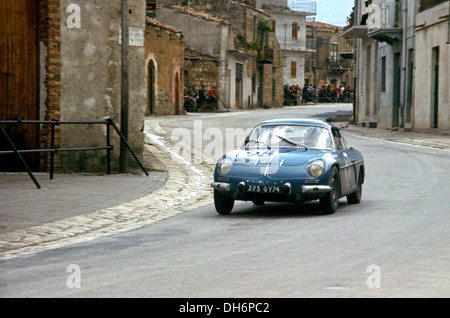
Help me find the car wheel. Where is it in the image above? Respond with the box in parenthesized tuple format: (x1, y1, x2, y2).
(214, 190, 234, 215)
(319, 166, 340, 214)
(252, 200, 264, 206)
(347, 172, 362, 204)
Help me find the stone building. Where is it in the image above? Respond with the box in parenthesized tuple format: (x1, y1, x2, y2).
(414, 0, 449, 132)
(261, 0, 317, 88)
(342, 0, 449, 132)
(155, 5, 230, 109)
(341, 0, 382, 128)
(160, 0, 285, 109)
(305, 21, 355, 91)
(1, 0, 148, 173)
(184, 49, 220, 99)
(145, 17, 185, 116)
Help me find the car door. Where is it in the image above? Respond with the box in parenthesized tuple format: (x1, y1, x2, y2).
(332, 128, 356, 195)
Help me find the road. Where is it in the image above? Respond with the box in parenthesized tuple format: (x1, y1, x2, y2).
(0, 104, 449, 298)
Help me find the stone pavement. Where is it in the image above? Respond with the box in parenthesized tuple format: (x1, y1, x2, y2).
(0, 119, 215, 260)
(1, 113, 449, 260)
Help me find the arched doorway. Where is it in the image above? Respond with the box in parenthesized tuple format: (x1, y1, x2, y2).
(147, 60, 156, 115)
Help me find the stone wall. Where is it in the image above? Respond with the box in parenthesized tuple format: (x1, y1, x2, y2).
(39, 0, 62, 171)
(145, 19, 185, 116)
(184, 58, 219, 93)
(414, 1, 450, 131)
(59, 0, 147, 172)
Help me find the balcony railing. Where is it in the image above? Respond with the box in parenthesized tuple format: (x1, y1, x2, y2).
(277, 36, 316, 51)
(258, 46, 274, 64)
(288, 0, 317, 15)
(368, 1, 403, 32)
(367, 1, 403, 43)
(326, 58, 352, 72)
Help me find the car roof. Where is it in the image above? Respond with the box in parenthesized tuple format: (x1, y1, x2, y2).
(256, 118, 334, 129)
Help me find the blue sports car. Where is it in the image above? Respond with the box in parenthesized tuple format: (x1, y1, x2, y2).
(211, 118, 365, 215)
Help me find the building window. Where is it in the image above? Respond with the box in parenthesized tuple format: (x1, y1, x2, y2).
(254, 17, 257, 41)
(381, 56, 386, 93)
(291, 61, 297, 78)
(292, 22, 298, 39)
(330, 43, 338, 61)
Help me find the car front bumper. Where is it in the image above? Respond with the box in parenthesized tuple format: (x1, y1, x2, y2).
(211, 180, 331, 202)
(211, 182, 231, 191)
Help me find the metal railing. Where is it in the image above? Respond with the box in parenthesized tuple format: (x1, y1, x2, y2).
(326, 58, 353, 69)
(0, 118, 149, 189)
(278, 36, 316, 51)
(288, 0, 317, 15)
(368, 1, 403, 32)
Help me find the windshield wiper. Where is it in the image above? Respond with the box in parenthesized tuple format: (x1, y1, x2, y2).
(247, 139, 271, 149)
(276, 135, 308, 150)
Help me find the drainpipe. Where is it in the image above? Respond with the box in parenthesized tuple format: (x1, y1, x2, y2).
(120, 0, 129, 172)
(400, 0, 407, 128)
(447, 0, 450, 44)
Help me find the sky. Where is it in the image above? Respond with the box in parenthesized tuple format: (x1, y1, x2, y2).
(313, 0, 355, 27)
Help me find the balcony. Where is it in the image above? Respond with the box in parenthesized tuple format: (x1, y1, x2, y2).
(277, 36, 316, 52)
(367, 1, 403, 43)
(258, 47, 274, 64)
(326, 58, 352, 74)
(340, 24, 369, 39)
(288, 0, 317, 15)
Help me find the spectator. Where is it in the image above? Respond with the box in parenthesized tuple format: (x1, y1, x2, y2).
(198, 86, 207, 106)
(208, 86, 217, 105)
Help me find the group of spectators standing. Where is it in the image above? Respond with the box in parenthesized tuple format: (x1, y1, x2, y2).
(184, 85, 218, 112)
(284, 83, 354, 105)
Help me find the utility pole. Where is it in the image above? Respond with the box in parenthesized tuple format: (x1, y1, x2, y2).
(447, 0, 450, 44)
(120, 0, 129, 173)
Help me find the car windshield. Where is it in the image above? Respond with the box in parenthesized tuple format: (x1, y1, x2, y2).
(245, 124, 333, 150)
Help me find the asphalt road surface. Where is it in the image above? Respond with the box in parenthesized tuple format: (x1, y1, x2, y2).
(1, 104, 448, 298)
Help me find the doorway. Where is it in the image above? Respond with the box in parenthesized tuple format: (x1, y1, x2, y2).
(235, 79, 242, 108)
(147, 60, 156, 115)
(235, 63, 243, 109)
(0, 0, 40, 171)
(392, 52, 401, 128)
(431, 46, 439, 128)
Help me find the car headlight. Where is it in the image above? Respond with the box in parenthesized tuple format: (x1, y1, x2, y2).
(307, 160, 325, 177)
(218, 158, 233, 175)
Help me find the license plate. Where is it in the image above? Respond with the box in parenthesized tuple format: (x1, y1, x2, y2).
(247, 185, 281, 193)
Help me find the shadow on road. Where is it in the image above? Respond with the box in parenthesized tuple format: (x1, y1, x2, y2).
(214, 200, 356, 219)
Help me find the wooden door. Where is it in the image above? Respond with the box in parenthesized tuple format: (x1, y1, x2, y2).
(0, 0, 40, 171)
(235, 79, 241, 108)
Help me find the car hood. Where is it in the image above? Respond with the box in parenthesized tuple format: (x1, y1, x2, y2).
(225, 148, 325, 166)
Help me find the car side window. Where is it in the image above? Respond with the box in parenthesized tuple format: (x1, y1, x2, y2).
(340, 131, 350, 149)
(332, 128, 344, 150)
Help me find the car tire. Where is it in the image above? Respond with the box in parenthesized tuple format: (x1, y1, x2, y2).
(347, 172, 362, 204)
(319, 166, 340, 214)
(214, 190, 234, 215)
(252, 200, 264, 206)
